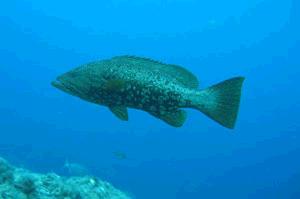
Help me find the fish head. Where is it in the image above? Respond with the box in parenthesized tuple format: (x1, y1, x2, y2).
(52, 61, 115, 104)
(51, 66, 92, 99)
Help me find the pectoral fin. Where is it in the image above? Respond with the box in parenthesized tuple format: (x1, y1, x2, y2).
(109, 106, 128, 121)
(149, 109, 187, 127)
(104, 79, 126, 92)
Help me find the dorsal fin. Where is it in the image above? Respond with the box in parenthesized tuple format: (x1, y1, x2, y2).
(112, 56, 199, 89)
(116, 55, 164, 65)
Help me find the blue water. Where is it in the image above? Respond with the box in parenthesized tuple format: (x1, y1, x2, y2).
(0, 0, 299, 198)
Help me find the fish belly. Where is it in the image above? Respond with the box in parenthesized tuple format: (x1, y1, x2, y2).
(123, 86, 182, 114)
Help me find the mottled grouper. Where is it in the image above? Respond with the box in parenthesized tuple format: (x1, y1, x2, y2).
(52, 56, 245, 129)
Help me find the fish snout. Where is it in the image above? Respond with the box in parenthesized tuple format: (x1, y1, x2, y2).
(51, 80, 58, 87)
(51, 78, 69, 93)
(51, 79, 62, 89)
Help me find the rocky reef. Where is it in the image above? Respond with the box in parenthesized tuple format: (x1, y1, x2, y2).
(0, 157, 131, 199)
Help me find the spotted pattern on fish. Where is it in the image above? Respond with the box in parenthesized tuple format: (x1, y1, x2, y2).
(52, 55, 245, 128)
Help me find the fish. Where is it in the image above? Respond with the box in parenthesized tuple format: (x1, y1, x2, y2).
(52, 56, 244, 129)
(64, 160, 89, 176)
(113, 151, 127, 160)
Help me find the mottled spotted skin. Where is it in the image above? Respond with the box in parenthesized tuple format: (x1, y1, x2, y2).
(72, 57, 195, 117)
(52, 56, 244, 128)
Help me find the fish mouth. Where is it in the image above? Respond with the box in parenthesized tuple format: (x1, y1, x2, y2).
(51, 79, 63, 89)
(51, 78, 71, 93)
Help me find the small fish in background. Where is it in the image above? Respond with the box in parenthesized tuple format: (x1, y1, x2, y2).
(63, 160, 89, 176)
(113, 151, 127, 160)
(52, 56, 245, 129)
(208, 19, 217, 26)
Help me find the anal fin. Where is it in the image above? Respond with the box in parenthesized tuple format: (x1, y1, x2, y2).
(109, 106, 128, 121)
(149, 109, 187, 127)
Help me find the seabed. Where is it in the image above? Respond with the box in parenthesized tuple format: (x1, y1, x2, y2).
(0, 157, 131, 199)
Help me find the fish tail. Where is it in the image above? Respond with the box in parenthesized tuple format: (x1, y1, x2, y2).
(191, 77, 245, 129)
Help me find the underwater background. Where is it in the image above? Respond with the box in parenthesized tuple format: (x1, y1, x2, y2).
(0, 0, 299, 198)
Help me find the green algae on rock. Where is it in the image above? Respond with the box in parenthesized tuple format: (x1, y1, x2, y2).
(0, 157, 131, 199)
(52, 56, 244, 129)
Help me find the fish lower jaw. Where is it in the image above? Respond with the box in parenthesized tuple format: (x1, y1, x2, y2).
(51, 80, 74, 95)
(51, 80, 61, 88)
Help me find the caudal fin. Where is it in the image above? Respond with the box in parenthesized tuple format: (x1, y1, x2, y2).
(193, 77, 245, 129)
